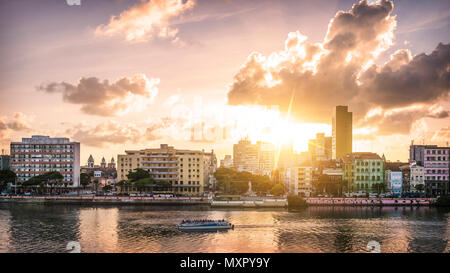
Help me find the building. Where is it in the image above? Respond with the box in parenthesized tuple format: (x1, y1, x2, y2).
(385, 161, 407, 194)
(399, 164, 411, 194)
(257, 141, 275, 176)
(233, 139, 276, 175)
(332, 106, 352, 160)
(308, 133, 332, 162)
(81, 155, 117, 186)
(117, 144, 206, 195)
(100, 157, 106, 168)
(176, 149, 204, 195)
(342, 152, 384, 193)
(87, 155, 94, 168)
(82, 155, 116, 172)
(409, 162, 424, 191)
(10, 135, 80, 187)
(284, 166, 313, 197)
(220, 155, 233, 168)
(409, 145, 450, 196)
(108, 157, 115, 169)
(317, 167, 344, 196)
(385, 170, 402, 197)
(202, 149, 217, 191)
(233, 139, 259, 174)
(0, 155, 10, 170)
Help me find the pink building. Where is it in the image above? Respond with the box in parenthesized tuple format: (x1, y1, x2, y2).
(410, 145, 450, 196)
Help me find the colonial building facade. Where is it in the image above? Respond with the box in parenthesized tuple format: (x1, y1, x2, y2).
(117, 144, 215, 195)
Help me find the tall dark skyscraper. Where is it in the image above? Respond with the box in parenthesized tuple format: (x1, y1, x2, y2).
(332, 106, 352, 159)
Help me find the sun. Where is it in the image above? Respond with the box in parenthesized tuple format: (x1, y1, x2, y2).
(228, 105, 331, 153)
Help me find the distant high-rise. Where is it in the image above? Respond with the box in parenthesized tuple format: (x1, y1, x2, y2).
(220, 155, 233, 168)
(308, 133, 332, 162)
(233, 139, 259, 174)
(332, 106, 352, 159)
(232, 139, 275, 175)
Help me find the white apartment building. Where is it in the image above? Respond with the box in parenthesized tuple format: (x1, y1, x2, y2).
(233, 139, 259, 174)
(410, 162, 424, 191)
(285, 166, 313, 197)
(203, 150, 217, 191)
(233, 139, 275, 175)
(10, 135, 80, 187)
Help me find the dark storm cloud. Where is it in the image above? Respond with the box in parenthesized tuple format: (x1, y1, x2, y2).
(359, 42, 450, 108)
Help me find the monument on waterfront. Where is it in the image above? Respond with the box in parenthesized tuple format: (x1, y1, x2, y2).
(246, 181, 257, 196)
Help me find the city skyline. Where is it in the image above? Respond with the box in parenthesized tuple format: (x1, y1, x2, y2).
(1, 0, 450, 165)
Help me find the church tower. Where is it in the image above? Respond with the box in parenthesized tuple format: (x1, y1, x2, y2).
(87, 155, 94, 168)
(108, 157, 116, 169)
(101, 157, 106, 168)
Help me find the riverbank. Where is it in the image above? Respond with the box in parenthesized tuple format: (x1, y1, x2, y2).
(0, 196, 437, 207)
(0, 195, 209, 206)
(306, 198, 436, 206)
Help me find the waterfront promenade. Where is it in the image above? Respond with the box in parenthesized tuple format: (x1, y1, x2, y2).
(0, 195, 210, 205)
(0, 195, 437, 207)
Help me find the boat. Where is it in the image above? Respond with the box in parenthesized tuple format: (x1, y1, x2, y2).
(177, 220, 234, 231)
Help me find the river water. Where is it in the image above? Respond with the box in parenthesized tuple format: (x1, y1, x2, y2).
(0, 203, 448, 253)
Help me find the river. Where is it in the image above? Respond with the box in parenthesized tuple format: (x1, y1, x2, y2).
(0, 203, 448, 253)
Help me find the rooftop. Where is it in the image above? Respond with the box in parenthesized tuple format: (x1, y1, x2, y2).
(342, 152, 382, 162)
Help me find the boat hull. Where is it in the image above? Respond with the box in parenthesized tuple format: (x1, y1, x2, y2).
(177, 224, 233, 230)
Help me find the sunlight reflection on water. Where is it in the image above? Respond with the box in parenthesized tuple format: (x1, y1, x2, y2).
(0, 204, 448, 253)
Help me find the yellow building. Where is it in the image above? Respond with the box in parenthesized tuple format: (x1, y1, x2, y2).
(117, 144, 206, 195)
(176, 149, 204, 195)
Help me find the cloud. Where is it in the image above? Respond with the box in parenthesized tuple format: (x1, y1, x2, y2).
(95, 0, 195, 43)
(7, 112, 32, 131)
(359, 43, 450, 109)
(37, 74, 159, 116)
(226, 0, 450, 135)
(358, 105, 449, 135)
(0, 112, 32, 145)
(0, 112, 31, 132)
(66, 119, 171, 148)
(432, 126, 450, 142)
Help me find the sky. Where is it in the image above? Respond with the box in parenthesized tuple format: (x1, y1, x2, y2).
(0, 0, 449, 165)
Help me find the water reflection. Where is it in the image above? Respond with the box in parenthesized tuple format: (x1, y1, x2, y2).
(78, 208, 119, 252)
(0, 204, 79, 252)
(0, 204, 448, 253)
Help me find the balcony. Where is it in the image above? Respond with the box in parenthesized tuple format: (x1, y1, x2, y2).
(141, 160, 178, 164)
(153, 177, 177, 180)
(142, 166, 178, 169)
(149, 172, 179, 175)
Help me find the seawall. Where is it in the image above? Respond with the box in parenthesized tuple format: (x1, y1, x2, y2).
(0, 196, 437, 207)
(0, 196, 209, 206)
